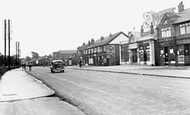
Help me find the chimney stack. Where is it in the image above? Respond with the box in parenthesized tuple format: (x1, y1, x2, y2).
(101, 36, 104, 41)
(91, 38, 94, 45)
(109, 33, 112, 37)
(83, 42, 85, 46)
(178, 1, 184, 12)
(150, 22, 154, 34)
(88, 40, 91, 46)
(140, 25, 144, 33)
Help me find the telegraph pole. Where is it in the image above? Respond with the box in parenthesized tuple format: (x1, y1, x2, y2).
(4, 19, 7, 67)
(8, 19, 11, 70)
(17, 42, 20, 65)
(16, 42, 17, 65)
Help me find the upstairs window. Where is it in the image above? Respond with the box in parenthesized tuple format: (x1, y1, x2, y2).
(180, 22, 190, 35)
(161, 27, 171, 38)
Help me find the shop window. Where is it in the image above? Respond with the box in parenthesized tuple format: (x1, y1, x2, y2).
(161, 27, 171, 38)
(177, 45, 184, 55)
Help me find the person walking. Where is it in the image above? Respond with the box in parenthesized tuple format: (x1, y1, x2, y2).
(79, 60, 82, 68)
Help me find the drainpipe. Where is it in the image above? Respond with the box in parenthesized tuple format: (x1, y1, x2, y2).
(119, 45, 122, 65)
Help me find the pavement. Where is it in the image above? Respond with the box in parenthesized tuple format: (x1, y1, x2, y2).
(70, 64, 190, 79)
(0, 68, 85, 115)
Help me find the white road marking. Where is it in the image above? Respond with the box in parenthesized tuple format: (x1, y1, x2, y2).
(160, 86, 173, 90)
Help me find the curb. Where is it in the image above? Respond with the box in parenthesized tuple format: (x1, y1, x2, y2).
(72, 68, 190, 79)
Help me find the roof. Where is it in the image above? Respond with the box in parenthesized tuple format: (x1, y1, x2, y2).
(57, 50, 76, 54)
(175, 8, 190, 24)
(88, 31, 127, 49)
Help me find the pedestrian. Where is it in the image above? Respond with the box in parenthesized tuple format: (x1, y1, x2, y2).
(79, 60, 82, 68)
(29, 63, 32, 71)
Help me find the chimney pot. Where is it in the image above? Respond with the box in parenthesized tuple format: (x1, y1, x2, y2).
(150, 22, 154, 34)
(178, 1, 184, 12)
(101, 36, 104, 41)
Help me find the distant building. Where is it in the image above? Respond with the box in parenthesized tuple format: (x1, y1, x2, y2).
(53, 50, 77, 65)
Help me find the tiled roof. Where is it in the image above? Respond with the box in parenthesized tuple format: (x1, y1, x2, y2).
(175, 8, 190, 24)
(57, 50, 76, 54)
(88, 31, 126, 49)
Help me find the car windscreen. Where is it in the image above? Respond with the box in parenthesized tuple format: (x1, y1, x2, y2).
(52, 62, 64, 68)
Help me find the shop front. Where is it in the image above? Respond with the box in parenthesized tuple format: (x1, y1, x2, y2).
(138, 39, 156, 65)
(128, 43, 138, 64)
(176, 38, 190, 65)
(158, 39, 176, 66)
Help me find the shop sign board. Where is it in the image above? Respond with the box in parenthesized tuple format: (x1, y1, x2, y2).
(106, 45, 115, 58)
(177, 39, 190, 45)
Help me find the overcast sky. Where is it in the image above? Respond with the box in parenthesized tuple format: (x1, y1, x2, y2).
(0, 0, 190, 58)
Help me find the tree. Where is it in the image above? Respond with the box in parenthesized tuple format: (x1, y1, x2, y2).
(31, 51, 39, 59)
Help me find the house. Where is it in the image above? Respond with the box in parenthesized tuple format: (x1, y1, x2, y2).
(78, 31, 129, 66)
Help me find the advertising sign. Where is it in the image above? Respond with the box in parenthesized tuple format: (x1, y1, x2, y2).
(106, 45, 115, 58)
(143, 7, 175, 29)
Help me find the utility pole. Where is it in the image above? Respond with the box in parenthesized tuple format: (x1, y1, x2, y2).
(18, 42, 20, 65)
(16, 42, 17, 65)
(8, 19, 11, 70)
(4, 19, 7, 67)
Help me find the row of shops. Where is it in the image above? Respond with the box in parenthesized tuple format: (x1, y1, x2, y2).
(77, 2, 190, 66)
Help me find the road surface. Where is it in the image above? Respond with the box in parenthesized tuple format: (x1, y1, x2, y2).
(28, 66, 190, 115)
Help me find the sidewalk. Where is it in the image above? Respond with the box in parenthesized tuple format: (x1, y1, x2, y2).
(0, 68, 85, 115)
(70, 64, 190, 79)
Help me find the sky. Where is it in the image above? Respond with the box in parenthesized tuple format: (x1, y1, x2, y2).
(0, 0, 190, 58)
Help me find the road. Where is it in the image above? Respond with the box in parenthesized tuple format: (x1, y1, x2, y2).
(28, 66, 190, 115)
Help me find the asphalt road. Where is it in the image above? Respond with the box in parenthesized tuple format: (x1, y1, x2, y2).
(28, 66, 190, 115)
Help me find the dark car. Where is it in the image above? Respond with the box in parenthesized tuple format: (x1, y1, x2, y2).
(50, 60, 65, 73)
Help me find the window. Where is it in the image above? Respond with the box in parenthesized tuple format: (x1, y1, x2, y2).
(104, 45, 107, 52)
(161, 27, 171, 38)
(99, 46, 102, 52)
(180, 22, 190, 35)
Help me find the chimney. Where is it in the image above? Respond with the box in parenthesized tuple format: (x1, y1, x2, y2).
(109, 33, 112, 37)
(83, 42, 85, 46)
(101, 36, 104, 41)
(178, 1, 184, 12)
(150, 22, 154, 34)
(140, 25, 144, 33)
(91, 38, 94, 45)
(88, 40, 91, 46)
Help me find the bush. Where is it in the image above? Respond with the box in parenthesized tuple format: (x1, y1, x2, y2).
(0, 66, 8, 79)
(0, 66, 20, 79)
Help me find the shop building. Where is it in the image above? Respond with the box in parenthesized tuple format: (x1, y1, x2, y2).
(173, 2, 190, 65)
(120, 31, 140, 65)
(138, 24, 157, 66)
(120, 24, 157, 66)
(157, 1, 190, 66)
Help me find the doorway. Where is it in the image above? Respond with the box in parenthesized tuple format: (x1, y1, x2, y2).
(131, 49, 137, 63)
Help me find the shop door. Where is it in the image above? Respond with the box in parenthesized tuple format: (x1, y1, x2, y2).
(132, 49, 137, 63)
(165, 47, 169, 65)
(184, 44, 190, 65)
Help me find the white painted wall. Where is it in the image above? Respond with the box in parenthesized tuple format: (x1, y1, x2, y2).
(109, 34, 129, 44)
